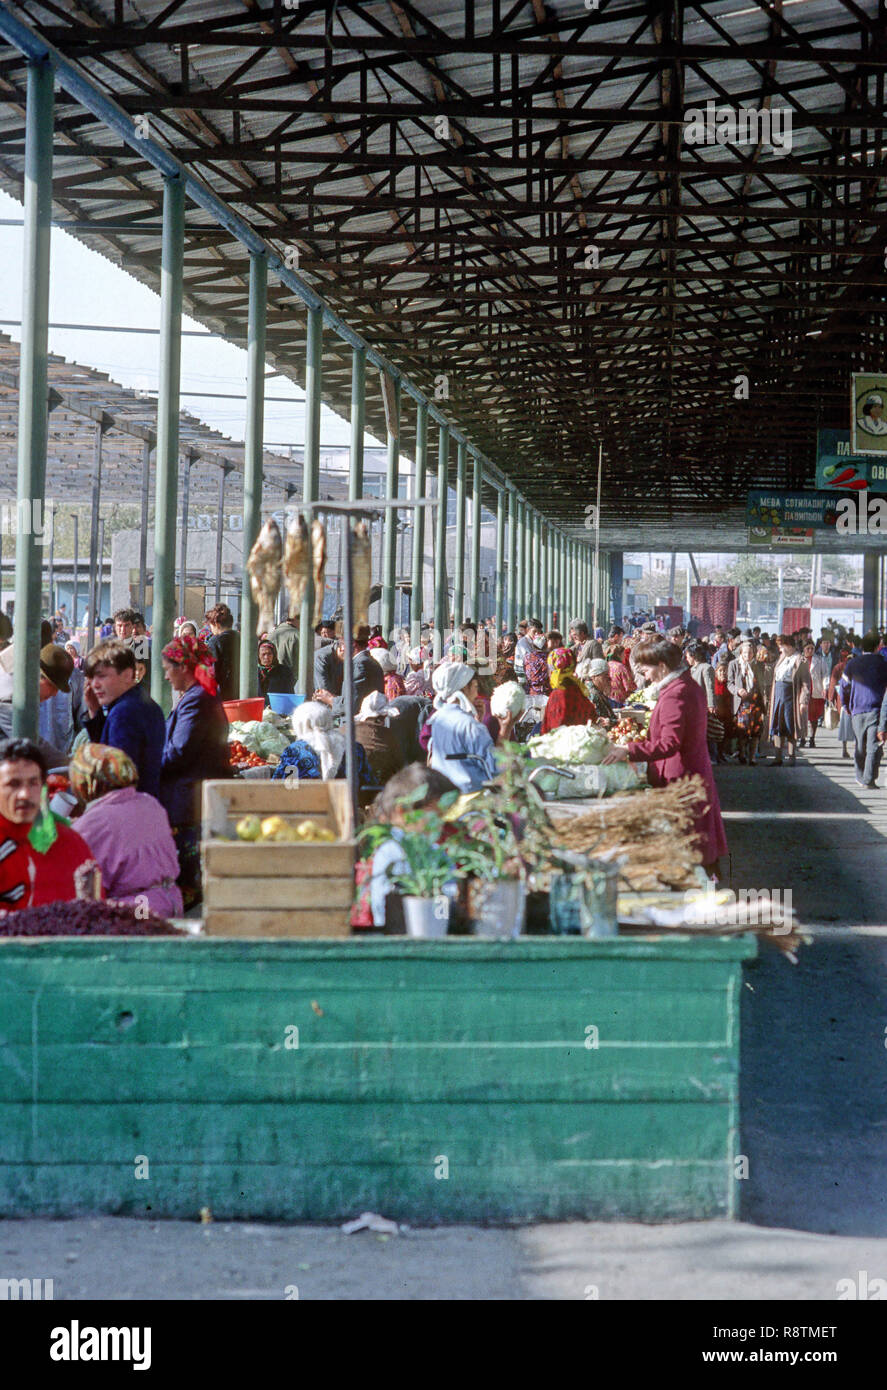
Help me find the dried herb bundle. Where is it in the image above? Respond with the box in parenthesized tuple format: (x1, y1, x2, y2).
(549, 776, 709, 891)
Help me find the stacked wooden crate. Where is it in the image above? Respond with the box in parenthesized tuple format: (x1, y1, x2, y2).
(201, 780, 355, 937)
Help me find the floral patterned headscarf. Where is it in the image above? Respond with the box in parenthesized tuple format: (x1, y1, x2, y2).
(547, 647, 588, 696)
(162, 632, 218, 695)
(70, 742, 138, 803)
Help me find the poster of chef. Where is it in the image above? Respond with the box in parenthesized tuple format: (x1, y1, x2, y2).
(852, 372, 887, 455)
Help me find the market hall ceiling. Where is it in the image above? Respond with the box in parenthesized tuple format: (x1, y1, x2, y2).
(0, 0, 884, 551)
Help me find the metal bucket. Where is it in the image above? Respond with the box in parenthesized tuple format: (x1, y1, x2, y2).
(403, 895, 450, 939)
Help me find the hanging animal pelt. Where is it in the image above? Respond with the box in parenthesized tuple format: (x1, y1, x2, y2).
(246, 518, 282, 635)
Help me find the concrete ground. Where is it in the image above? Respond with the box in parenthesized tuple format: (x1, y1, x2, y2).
(2, 727, 885, 1299)
(1, 1216, 884, 1300)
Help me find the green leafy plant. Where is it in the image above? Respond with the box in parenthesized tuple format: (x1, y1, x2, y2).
(388, 833, 453, 898)
(356, 786, 459, 899)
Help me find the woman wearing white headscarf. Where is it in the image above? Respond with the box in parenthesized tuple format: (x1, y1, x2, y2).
(369, 645, 406, 701)
(271, 699, 346, 780)
(427, 662, 498, 791)
(404, 646, 433, 697)
(354, 691, 405, 784)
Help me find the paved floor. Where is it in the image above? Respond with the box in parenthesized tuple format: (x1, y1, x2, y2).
(2, 727, 885, 1300)
(716, 725, 887, 926)
(1, 1216, 884, 1300)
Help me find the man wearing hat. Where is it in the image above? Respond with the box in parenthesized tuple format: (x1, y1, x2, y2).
(0, 643, 75, 765)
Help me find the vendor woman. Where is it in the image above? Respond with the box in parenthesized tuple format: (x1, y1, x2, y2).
(603, 637, 727, 877)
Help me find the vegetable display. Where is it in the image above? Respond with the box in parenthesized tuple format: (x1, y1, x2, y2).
(227, 719, 291, 761)
(527, 724, 611, 765)
(0, 901, 181, 936)
(610, 716, 642, 746)
(228, 740, 267, 769)
(235, 814, 336, 843)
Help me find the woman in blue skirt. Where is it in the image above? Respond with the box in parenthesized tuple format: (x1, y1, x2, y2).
(766, 634, 809, 767)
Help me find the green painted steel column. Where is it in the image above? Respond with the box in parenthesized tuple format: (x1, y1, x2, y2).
(150, 174, 184, 712)
(555, 532, 564, 628)
(381, 374, 400, 638)
(589, 548, 596, 630)
(12, 61, 53, 739)
(495, 488, 506, 636)
(298, 304, 322, 694)
(453, 440, 467, 626)
(348, 346, 365, 502)
(433, 424, 449, 658)
(238, 253, 267, 700)
(516, 500, 527, 620)
(506, 490, 517, 632)
(542, 523, 550, 630)
(410, 399, 428, 646)
(570, 539, 578, 628)
(532, 512, 542, 619)
(470, 452, 482, 621)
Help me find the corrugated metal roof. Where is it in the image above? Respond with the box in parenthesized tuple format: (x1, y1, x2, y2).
(0, 0, 883, 547)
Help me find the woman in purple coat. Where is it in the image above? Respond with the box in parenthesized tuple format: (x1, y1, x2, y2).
(70, 742, 183, 919)
(603, 636, 728, 874)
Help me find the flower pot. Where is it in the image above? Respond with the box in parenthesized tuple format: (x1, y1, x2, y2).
(403, 895, 450, 939)
(469, 879, 526, 939)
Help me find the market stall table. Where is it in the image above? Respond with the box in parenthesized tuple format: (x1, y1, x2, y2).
(0, 934, 756, 1223)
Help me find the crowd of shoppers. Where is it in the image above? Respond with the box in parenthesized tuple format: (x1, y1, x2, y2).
(7, 579, 887, 931)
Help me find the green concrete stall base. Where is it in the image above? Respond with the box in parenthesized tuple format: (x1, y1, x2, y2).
(0, 936, 756, 1224)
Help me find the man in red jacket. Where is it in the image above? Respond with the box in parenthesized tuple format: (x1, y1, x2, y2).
(0, 738, 97, 910)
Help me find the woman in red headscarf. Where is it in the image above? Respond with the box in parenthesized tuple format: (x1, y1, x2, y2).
(540, 648, 597, 733)
(159, 632, 231, 908)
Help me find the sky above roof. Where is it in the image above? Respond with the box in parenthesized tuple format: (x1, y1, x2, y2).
(0, 187, 386, 456)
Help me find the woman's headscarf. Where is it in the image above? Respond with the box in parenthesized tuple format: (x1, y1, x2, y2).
(258, 639, 279, 666)
(367, 635, 389, 650)
(369, 646, 397, 674)
(430, 660, 476, 715)
(547, 647, 589, 696)
(356, 691, 401, 725)
(65, 639, 82, 670)
(162, 631, 218, 695)
(70, 742, 138, 804)
(290, 700, 345, 779)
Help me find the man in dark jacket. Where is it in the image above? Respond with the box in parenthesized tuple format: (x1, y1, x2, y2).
(846, 633, 887, 787)
(314, 637, 344, 698)
(205, 603, 240, 702)
(314, 627, 384, 714)
(83, 640, 166, 799)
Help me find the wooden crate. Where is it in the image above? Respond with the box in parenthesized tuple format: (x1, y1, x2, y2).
(202, 780, 356, 938)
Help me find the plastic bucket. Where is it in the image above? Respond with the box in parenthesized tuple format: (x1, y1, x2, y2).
(268, 693, 307, 717)
(222, 698, 265, 723)
(470, 879, 526, 939)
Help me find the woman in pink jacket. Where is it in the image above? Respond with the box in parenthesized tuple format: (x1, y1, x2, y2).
(69, 742, 184, 919)
(603, 636, 728, 875)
